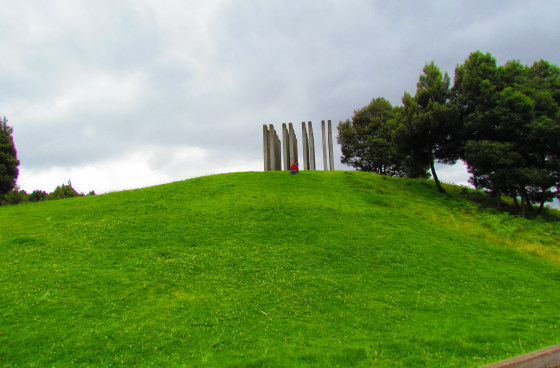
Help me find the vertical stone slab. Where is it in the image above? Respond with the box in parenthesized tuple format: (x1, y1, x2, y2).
(308, 121, 316, 170)
(321, 120, 328, 171)
(294, 126, 298, 165)
(263, 124, 270, 171)
(302, 122, 309, 170)
(282, 123, 289, 170)
(328, 120, 335, 171)
(268, 124, 277, 170)
(275, 132, 282, 170)
(289, 123, 298, 165)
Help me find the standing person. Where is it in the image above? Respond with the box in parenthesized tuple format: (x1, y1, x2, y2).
(290, 161, 299, 175)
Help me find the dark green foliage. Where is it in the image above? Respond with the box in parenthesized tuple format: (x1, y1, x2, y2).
(454, 52, 560, 216)
(0, 186, 28, 205)
(0, 116, 20, 195)
(394, 62, 460, 191)
(339, 53, 560, 213)
(392, 93, 432, 179)
(452, 51, 499, 128)
(49, 181, 84, 200)
(29, 189, 49, 202)
(337, 52, 560, 217)
(337, 97, 405, 176)
(523, 61, 560, 209)
(1, 182, 95, 206)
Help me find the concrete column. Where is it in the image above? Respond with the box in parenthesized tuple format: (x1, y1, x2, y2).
(328, 120, 335, 171)
(302, 122, 309, 170)
(275, 132, 282, 170)
(268, 124, 277, 170)
(308, 121, 316, 170)
(289, 123, 298, 165)
(321, 120, 328, 171)
(282, 123, 289, 170)
(263, 124, 270, 171)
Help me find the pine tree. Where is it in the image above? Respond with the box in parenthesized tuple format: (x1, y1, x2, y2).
(0, 117, 20, 195)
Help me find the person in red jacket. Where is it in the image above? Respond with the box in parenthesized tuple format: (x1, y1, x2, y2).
(290, 161, 299, 175)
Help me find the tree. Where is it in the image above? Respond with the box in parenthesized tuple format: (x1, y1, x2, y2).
(394, 62, 460, 191)
(392, 93, 431, 179)
(521, 61, 560, 213)
(29, 189, 49, 202)
(453, 52, 560, 216)
(337, 98, 405, 176)
(0, 116, 20, 196)
(1, 186, 28, 205)
(49, 181, 83, 200)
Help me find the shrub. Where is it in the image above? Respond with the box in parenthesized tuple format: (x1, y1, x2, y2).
(29, 190, 49, 202)
(49, 182, 83, 200)
(1, 187, 28, 205)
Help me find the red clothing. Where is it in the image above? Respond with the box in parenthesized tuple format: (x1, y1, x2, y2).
(290, 163, 298, 171)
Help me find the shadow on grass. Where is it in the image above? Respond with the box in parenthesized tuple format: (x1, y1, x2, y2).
(454, 185, 560, 222)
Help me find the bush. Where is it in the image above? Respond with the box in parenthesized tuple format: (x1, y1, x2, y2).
(29, 190, 49, 202)
(0, 181, 96, 206)
(1, 187, 28, 205)
(49, 182, 83, 200)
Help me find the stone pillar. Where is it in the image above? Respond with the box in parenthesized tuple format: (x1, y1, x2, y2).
(263, 124, 270, 171)
(263, 121, 322, 171)
(328, 120, 335, 171)
(308, 121, 316, 170)
(289, 123, 298, 165)
(282, 123, 289, 170)
(321, 120, 328, 171)
(301, 122, 309, 170)
(268, 124, 278, 170)
(275, 132, 282, 170)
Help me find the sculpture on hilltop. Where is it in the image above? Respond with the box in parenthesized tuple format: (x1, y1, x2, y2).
(263, 120, 334, 171)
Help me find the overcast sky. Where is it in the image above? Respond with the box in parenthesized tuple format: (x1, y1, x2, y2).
(2, 0, 559, 194)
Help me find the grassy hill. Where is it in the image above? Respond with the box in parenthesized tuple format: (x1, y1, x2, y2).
(1, 171, 559, 367)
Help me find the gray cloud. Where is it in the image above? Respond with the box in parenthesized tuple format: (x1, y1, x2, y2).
(2, 0, 559, 193)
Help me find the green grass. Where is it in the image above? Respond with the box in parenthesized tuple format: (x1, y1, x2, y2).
(1, 171, 559, 367)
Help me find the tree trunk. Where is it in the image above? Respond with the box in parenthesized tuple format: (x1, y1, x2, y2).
(513, 196, 519, 209)
(496, 191, 502, 210)
(538, 200, 545, 215)
(520, 188, 533, 219)
(429, 159, 445, 193)
(526, 198, 534, 218)
(537, 188, 546, 215)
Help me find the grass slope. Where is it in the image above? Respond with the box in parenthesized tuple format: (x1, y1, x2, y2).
(1, 171, 559, 367)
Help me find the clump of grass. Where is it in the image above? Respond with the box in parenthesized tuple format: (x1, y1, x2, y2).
(1, 171, 559, 367)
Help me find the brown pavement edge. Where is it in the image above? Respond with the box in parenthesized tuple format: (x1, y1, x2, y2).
(479, 344, 560, 368)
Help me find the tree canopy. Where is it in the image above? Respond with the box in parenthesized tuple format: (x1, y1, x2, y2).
(337, 97, 405, 176)
(454, 52, 560, 215)
(393, 62, 460, 191)
(337, 51, 560, 217)
(0, 117, 20, 195)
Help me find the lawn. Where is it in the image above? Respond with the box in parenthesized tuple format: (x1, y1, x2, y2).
(1, 171, 559, 367)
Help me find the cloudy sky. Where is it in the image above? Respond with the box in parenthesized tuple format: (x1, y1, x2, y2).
(2, 1, 559, 194)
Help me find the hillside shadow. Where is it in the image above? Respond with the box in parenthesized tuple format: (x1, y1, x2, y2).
(341, 171, 560, 222)
(383, 175, 560, 223)
(454, 185, 560, 222)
